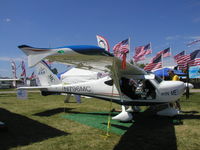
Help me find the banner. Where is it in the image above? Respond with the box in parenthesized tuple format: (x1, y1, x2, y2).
(189, 66, 200, 78)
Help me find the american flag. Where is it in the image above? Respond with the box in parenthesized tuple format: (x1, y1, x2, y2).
(29, 72, 36, 80)
(113, 39, 129, 58)
(144, 55, 162, 71)
(187, 39, 200, 47)
(133, 43, 152, 62)
(176, 55, 190, 70)
(134, 46, 145, 62)
(11, 60, 17, 79)
(150, 47, 171, 62)
(156, 47, 171, 58)
(113, 38, 129, 69)
(21, 61, 26, 84)
(188, 49, 200, 66)
(174, 51, 191, 70)
(174, 51, 185, 60)
(134, 55, 145, 62)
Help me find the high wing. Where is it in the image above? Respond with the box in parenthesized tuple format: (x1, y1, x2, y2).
(18, 45, 147, 92)
(18, 45, 146, 73)
(18, 45, 113, 72)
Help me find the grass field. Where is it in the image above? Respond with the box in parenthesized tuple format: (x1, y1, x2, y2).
(0, 92, 199, 150)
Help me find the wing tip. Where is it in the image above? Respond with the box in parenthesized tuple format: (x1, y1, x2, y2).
(18, 45, 32, 49)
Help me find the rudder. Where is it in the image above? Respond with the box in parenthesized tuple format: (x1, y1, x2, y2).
(36, 61, 61, 86)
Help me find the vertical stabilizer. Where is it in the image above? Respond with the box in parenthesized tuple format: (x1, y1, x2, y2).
(36, 61, 61, 86)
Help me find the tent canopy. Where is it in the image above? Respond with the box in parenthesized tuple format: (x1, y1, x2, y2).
(153, 68, 186, 77)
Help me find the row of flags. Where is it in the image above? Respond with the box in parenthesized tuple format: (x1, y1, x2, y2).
(174, 50, 200, 70)
(144, 47, 171, 71)
(96, 35, 152, 69)
(10, 60, 30, 84)
(96, 35, 200, 71)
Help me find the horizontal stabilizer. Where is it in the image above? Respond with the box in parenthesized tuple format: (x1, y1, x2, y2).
(17, 86, 49, 90)
(0, 78, 20, 81)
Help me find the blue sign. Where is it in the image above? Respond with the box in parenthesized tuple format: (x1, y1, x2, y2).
(17, 89, 28, 100)
(189, 66, 200, 78)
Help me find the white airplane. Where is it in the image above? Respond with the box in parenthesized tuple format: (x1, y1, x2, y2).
(18, 45, 188, 122)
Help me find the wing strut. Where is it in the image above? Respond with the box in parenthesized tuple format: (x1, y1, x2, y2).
(111, 58, 133, 122)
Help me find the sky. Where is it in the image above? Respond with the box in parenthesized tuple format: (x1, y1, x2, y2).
(0, 0, 200, 77)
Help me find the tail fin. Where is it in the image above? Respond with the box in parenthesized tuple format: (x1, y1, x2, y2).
(36, 61, 61, 86)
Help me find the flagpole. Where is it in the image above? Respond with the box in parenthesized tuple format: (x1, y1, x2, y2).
(150, 41, 152, 60)
(128, 37, 131, 63)
(162, 53, 164, 79)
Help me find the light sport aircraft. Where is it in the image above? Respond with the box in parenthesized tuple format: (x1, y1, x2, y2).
(18, 45, 188, 122)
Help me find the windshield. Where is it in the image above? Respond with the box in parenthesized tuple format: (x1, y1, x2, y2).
(154, 75, 163, 83)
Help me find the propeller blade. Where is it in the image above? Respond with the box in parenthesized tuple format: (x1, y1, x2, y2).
(186, 64, 190, 100)
(186, 83, 190, 100)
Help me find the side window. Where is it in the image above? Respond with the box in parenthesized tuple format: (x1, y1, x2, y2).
(155, 75, 163, 83)
(104, 79, 113, 86)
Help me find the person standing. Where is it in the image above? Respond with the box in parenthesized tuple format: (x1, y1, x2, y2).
(168, 70, 180, 81)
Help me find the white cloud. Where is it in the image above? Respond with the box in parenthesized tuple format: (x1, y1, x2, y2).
(165, 35, 181, 40)
(188, 36, 200, 40)
(190, 1, 200, 7)
(3, 18, 11, 22)
(193, 17, 200, 23)
(0, 56, 26, 62)
(165, 35, 200, 41)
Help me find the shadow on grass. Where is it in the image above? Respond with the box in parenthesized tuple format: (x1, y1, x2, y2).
(113, 108, 200, 150)
(34, 107, 117, 117)
(0, 108, 68, 150)
(102, 122, 130, 130)
(114, 109, 178, 150)
(33, 107, 75, 117)
(176, 113, 200, 120)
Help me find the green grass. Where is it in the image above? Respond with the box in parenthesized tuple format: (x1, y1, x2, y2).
(0, 92, 199, 150)
(0, 88, 16, 91)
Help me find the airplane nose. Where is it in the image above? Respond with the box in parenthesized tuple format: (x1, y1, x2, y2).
(179, 82, 186, 94)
